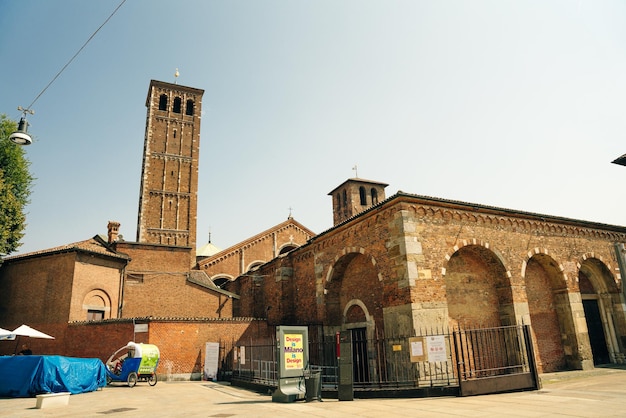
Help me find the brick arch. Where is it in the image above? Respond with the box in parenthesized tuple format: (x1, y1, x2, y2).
(577, 254, 617, 293)
(521, 248, 568, 285)
(578, 255, 623, 366)
(442, 240, 513, 328)
(82, 289, 112, 320)
(524, 252, 570, 372)
(210, 273, 235, 282)
(324, 250, 384, 330)
(441, 239, 512, 280)
(278, 242, 299, 255)
(343, 299, 373, 324)
(245, 260, 265, 272)
(325, 247, 383, 283)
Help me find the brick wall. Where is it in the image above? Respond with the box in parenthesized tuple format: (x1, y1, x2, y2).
(1, 318, 272, 379)
(115, 242, 231, 318)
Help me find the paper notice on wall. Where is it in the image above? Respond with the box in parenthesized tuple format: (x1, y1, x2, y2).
(409, 337, 426, 362)
(426, 335, 447, 363)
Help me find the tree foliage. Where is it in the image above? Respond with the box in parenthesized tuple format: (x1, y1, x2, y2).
(0, 114, 35, 255)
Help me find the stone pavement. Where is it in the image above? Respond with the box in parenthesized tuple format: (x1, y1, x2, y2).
(1, 366, 625, 417)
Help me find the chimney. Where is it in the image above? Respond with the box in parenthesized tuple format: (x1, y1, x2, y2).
(107, 221, 121, 244)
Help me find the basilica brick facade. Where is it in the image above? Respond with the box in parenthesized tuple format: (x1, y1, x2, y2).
(231, 180, 626, 373)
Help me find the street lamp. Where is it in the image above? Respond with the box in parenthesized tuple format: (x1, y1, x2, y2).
(612, 154, 626, 166)
(9, 106, 34, 146)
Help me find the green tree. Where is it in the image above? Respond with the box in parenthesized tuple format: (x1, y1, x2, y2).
(0, 114, 35, 255)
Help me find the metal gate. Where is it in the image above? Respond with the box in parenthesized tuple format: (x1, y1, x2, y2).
(453, 324, 540, 396)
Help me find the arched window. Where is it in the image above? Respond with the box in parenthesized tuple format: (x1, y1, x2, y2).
(158, 94, 168, 111)
(342, 190, 347, 207)
(359, 186, 367, 205)
(371, 188, 378, 205)
(213, 277, 230, 289)
(185, 99, 194, 116)
(173, 97, 182, 113)
(336, 193, 341, 208)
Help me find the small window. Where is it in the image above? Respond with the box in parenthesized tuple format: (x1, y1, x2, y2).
(173, 97, 182, 113)
(126, 273, 144, 284)
(87, 309, 104, 321)
(336, 193, 341, 208)
(342, 190, 347, 207)
(371, 188, 378, 205)
(185, 99, 194, 116)
(359, 186, 367, 205)
(158, 94, 168, 111)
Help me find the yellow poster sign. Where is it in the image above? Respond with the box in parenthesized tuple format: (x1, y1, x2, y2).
(283, 333, 304, 370)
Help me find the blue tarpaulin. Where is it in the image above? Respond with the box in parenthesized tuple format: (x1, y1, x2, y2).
(0, 355, 107, 397)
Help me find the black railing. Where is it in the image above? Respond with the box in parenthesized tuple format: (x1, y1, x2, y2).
(226, 327, 459, 390)
(223, 324, 536, 395)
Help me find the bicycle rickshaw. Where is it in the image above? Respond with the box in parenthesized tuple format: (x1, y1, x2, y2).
(105, 342, 160, 387)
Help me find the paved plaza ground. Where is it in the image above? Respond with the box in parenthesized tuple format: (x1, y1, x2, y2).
(1, 366, 625, 417)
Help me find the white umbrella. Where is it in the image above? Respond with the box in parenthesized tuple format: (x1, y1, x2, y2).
(12, 325, 54, 339)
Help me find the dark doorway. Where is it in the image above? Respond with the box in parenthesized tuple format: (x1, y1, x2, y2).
(351, 328, 370, 383)
(582, 299, 611, 365)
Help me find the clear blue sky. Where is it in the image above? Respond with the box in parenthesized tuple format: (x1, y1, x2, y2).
(1, 0, 626, 255)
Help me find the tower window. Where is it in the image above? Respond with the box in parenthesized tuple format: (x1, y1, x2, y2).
(371, 188, 378, 205)
(359, 186, 367, 205)
(336, 193, 341, 208)
(342, 190, 347, 207)
(158, 94, 168, 111)
(185, 99, 194, 116)
(173, 97, 182, 113)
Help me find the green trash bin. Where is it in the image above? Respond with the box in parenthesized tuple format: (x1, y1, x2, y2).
(304, 371, 322, 402)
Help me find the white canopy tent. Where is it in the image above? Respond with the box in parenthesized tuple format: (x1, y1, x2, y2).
(11, 325, 54, 340)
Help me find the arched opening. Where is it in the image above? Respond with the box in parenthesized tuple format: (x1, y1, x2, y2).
(359, 186, 367, 205)
(445, 245, 513, 328)
(525, 253, 571, 372)
(185, 99, 194, 116)
(212, 277, 230, 289)
(173, 97, 182, 113)
(82, 289, 112, 321)
(371, 188, 378, 205)
(579, 258, 620, 366)
(158, 94, 168, 111)
(325, 251, 383, 331)
(278, 244, 298, 255)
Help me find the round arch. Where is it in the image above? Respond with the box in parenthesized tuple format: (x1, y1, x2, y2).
(524, 252, 572, 372)
(245, 260, 265, 272)
(82, 288, 112, 320)
(442, 241, 513, 328)
(324, 249, 384, 332)
(278, 243, 299, 255)
(578, 255, 622, 366)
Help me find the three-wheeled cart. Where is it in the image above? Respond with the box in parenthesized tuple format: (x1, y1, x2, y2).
(105, 342, 160, 387)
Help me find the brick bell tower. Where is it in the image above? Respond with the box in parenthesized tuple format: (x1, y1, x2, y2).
(328, 178, 388, 225)
(136, 79, 205, 250)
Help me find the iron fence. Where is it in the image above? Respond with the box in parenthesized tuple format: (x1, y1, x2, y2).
(226, 326, 459, 390)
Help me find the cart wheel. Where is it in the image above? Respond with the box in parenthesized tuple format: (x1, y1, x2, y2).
(148, 373, 158, 386)
(127, 372, 138, 387)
